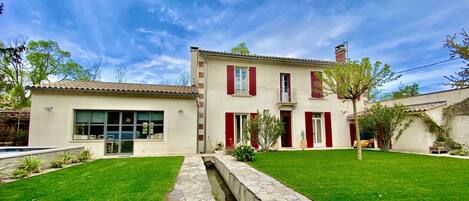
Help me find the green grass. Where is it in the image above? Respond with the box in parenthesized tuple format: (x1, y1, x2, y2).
(249, 150, 469, 201)
(0, 156, 183, 201)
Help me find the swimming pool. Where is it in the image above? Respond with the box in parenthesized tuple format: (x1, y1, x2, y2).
(0, 147, 52, 154)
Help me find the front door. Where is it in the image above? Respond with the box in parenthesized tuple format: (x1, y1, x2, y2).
(312, 113, 325, 147)
(105, 111, 134, 155)
(235, 114, 248, 144)
(280, 111, 292, 147)
(280, 73, 291, 102)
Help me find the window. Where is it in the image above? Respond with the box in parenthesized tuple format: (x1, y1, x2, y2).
(73, 110, 164, 140)
(311, 71, 323, 98)
(235, 114, 248, 144)
(312, 113, 323, 144)
(235, 66, 248, 94)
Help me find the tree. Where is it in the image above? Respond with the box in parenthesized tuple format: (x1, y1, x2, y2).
(382, 83, 419, 100)
(0, 39, 29, 108)
(176, 70, 191, 86)
(231, 42, 250, 55)
(359, 103, 413, 152)
(26, 40, 85, 84)
(82, 60, 102, 81)
(243, 110, 284, 152)
(115, 65, 127, 83)
(0, 2, 4, 15)
(320, 58, 398, 160)
(444, 29, 469, 88)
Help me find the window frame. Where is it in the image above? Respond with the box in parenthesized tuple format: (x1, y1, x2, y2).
(234, 66, 249, 95)
(73, 110, 165, 141)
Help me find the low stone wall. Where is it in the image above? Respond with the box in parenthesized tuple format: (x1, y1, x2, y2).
(167, 156, 215, 201)
(0, 146, 84, 179)
(213, 155, 310, 201)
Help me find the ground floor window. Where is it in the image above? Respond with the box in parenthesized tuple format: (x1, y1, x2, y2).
(312, 113, 324, 145)
(235, 114, 248, 144)
(73, 110, 164, 140)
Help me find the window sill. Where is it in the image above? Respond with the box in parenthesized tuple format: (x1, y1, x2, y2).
(134, 139, 164, 142)
(70, 139, 105, 143)
(231, 94, 252, 97)
(309, 97, 326, 100)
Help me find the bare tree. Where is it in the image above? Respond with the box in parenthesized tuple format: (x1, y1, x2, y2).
(87, 59, 102, 81)
(444, 29, 469, 88)
(177, 70, 191, 86)
(115, 65, 127, 83)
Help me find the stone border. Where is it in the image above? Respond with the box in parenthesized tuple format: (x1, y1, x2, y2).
(167, 156, 215, 201)
(213, 155, 311, 201)
(0, 146, 84, 179)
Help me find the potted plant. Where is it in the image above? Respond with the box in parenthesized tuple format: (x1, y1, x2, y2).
(214, 141, 224, 154)
(300, 131, 307, 150)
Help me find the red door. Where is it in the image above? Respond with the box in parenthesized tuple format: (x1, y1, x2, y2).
(280, 111, 292, 147)
(349, 123, 356, 147)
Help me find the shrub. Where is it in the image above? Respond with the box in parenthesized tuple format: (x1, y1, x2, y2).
(50, 160, 63, 168)
(232, 143, 255, 162)
(77, 149, 92, 162)
(21, 155, 43, 173)
(12, 168, 29, 179)
(243, 110, 284, 152)
(59, 152, 72, 164)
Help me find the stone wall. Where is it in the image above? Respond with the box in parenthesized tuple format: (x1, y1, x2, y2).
(0, 146, 83, 179)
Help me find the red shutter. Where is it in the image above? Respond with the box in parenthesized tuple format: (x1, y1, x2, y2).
(227, 65, 234, 95)
(225, 112, 234, 149)
(305, 112, 313, 148)
(249, 113, 259, 149)
(249, 67, 256, 96)
(311, 71, 323, 98)
(325, 112, 333, 147)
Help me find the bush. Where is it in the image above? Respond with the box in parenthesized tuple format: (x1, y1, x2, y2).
(12, 168, 29, 179)
(21, 155, 43, 173)
(77, 149, 92, 162)
(59, 152, 72, 164)
(232, 143, 255, 162)
(50, 160, 63, 168)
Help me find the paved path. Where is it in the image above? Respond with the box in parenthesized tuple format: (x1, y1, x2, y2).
(167, 156, 215, 201)
(214, 155, 311, 201)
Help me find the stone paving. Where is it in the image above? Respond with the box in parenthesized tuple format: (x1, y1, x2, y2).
(167, 156, 215, 201)
(214, 154, 311, 201)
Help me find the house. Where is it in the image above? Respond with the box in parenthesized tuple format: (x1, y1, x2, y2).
(377, 87, 469, 153)
(26, 45, 365, 156)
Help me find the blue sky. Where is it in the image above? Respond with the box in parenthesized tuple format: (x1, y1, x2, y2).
(1, 0, 468, 93)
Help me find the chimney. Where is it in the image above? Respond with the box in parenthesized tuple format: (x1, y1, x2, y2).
(190, 46, 199, 86)
(335, 44, 346, 62)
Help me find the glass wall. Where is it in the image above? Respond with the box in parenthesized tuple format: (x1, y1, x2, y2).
(73, 110, 164, 140)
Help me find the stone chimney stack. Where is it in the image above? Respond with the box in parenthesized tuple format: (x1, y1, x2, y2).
(190, 46, 199, 86)
(335, 44, 347, 62)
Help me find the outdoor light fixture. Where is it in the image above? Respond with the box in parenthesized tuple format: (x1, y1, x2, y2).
(44, 106, 54, 112)
(178, 109, 184, 114)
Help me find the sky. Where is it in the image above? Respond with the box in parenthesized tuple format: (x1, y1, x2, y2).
(1, 0, 468, 93)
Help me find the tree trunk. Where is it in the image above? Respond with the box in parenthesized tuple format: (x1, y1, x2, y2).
(353, 99, 363, 160)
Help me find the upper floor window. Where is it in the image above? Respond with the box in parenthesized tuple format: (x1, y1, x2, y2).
(235, 66, 248, 94)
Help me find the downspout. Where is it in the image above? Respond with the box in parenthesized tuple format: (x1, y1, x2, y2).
(203, 55, 208, 153)
(196, 97, 199, 153)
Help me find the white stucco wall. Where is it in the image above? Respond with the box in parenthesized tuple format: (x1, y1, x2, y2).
(201, 56, 365, 152)
(29, 92, 197, 157)
(381, 88, 469, 153)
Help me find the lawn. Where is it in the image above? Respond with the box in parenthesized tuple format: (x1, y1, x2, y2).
(0, 156, 183, 201)
(249, 150, 469, 201)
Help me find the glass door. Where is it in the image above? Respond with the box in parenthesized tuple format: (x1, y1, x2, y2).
(105, 111, 134, 155)
(312, 113, 325, 147)
(280, 73, 290, 102)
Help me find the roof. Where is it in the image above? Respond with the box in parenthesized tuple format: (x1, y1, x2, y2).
(26, 80, 198, 97)
(195, 48, 335, 65)
(347, 101, 448, 119)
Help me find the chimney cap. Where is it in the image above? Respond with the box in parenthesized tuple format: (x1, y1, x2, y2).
(190, 46, 199, 51)
(335, 44, 346, 52)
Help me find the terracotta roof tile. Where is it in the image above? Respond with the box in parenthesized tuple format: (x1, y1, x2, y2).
(197, 49, 335, 65)
(26, 80, 198, 96)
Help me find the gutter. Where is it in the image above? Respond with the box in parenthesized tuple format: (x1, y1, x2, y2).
(203, 55, 208, 153)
